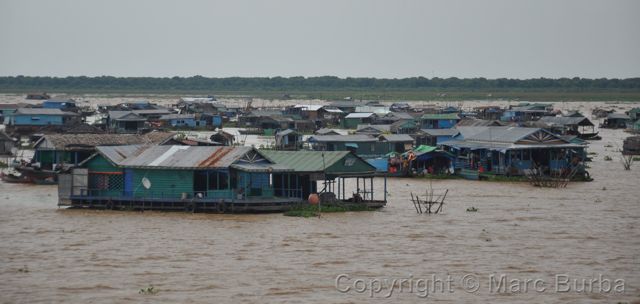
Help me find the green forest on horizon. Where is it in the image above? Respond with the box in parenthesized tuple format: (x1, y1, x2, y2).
(1, 76, 640, 101)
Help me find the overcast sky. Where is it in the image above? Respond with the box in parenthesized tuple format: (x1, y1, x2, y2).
(1, 0, 638, 79)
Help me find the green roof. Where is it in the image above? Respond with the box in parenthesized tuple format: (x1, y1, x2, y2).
(258, 150, 375, 174)
(421, 113, 460, 120)
(414, 145, 437, 153)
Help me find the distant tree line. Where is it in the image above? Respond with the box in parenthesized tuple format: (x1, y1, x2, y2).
(0, 76, 639, 92)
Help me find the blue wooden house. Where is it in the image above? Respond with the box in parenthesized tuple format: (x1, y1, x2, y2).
(0, 103, 27, 124)
(9, 108, 80, 126)
(418, 128, 460, 146)
(308, 134, 413, 158)
(420, 113, 460, 129)
(42, 99, 77, 111)
(108, 111, 147, 133)
(159, 114, 199, 128)
(440, 126, 588, 179)
(58, 146, 384, 212)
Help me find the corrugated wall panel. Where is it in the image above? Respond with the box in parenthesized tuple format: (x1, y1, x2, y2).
(131, 169, 194, 199)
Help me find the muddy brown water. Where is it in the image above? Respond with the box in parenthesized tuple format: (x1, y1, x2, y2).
(1, 97, 639, 303)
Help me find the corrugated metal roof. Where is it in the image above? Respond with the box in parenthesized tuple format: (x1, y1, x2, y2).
(132, 109, 172, 115)
(345, 112, 375, 119)
(97, 145, 150, 164)
(37, 132, 175, 150)
(384, 112, 415, 120)
(293, 104, 323, 111)
(96, 145, 291, 172)
(442, 139, 583, 152)
(159, 114, 195, 120)
(109, 111, 146, 121)
(15, 108, 78, 116)
(323, 108, 344, 113)
(607, 113, 631, 120)
(421, 113, 460, 120)
(356, 124, 391, 132)
(539, 116, 593, 126)
(379, 134, 414, 142)
(308, 134, 376, 142)
(456, 126, 539, 143)
(276, 129, 299, 136)
(420, 128, 460, 136)
(97, 146, 253, 169)
(315, 128, 340, 135)
(258, 150, 350, 172)
(115, 146, 252, 169)
(456, 118, 504, 127)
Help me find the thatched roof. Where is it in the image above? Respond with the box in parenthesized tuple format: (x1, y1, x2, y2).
(35, 132, 175, 150)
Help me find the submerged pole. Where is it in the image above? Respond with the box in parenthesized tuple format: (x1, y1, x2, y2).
(383, 175, 387, 202)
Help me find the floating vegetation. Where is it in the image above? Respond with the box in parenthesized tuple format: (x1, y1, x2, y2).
(17, 265, 29, 273)
(604, 155, 613, 161)
(466, 207, 478, 212)
(139, 285, 158, 295)
(284, 204, 370, 218)
(621, 153, 635, 170)
(604, 144, 614, 148)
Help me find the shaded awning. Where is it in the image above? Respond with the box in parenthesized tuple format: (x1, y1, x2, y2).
(230, 163, 292, 173)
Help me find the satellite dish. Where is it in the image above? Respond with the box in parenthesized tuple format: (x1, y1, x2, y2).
(142, 177, 151, 189)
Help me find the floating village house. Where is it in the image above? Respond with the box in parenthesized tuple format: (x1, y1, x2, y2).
(308, 134, 413, 158)
(287, 104, 324, 120)
(627, 107, 640, 121)
(8, 108, 80, 130)
(342, 112, 376, 129)
(210, 130, 235, 146)
(501, 103, 554, 122)
(327, 100, 372, 114)
(238, 110, 290, 129)
(390, 119, 419, 135)
(108, 111, 147, 133)
(439, 126, 587, 179)
(473, 106, 504, 120)
(0, 131, 15, 156)
(26, 93, 51, 100)
(275, 129, 303, 150)
(158, 114, 197, 128)
(317, 107, 344, 126)
(58, 146, 384, 212)
(0, 103, 27, 124)
(416, 128, 460, 146)
(42, 99, 77, 111)
(538, 116, 598, 139)
(602, 113, 632, 129)
(355, 124, 391, 136)
(420, 113, 460, 129)
(374, 111, 415, 125)
(30, 132, 176, 171)
(314, 128, 341, 136)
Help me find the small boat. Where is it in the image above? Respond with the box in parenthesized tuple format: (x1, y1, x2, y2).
(578, 132, 601, 140)
(14, 166, 59, 184)
(0, 171, 31, 183)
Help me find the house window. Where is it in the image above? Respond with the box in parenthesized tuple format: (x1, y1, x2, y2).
(208, 171, 229, 190)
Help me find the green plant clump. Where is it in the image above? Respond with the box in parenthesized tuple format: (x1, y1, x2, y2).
(139, 285, 158, 295)
(284, 204, 371, 217)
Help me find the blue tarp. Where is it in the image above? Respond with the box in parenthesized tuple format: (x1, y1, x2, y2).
(366, 158, 388, 172)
